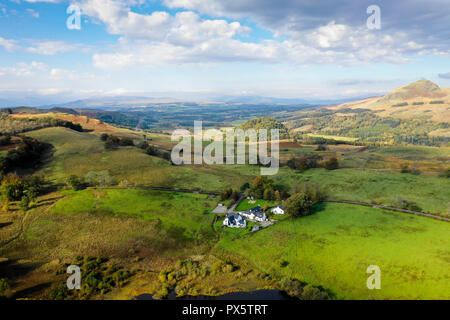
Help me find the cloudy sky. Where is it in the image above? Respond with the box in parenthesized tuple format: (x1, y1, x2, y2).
(0, 0, 450, 105)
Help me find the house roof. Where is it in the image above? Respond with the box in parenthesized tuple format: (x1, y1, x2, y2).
(227, 213, 244, 225)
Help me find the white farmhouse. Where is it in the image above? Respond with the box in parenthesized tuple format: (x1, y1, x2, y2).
(223, 214, 247, 228)
(240, 206, 268, 222)
(271, 205, 285, 215)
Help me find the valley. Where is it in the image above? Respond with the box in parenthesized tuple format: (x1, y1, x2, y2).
(0, 80, 449, 301)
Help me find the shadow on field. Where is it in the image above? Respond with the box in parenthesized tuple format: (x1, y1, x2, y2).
(0, 222, 13, 229)
(12, 282, 52, 299)
(0, 258, 44, 280)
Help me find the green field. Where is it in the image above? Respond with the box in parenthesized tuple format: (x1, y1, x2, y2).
(219, 202, 450, 299)
(306, 133, 359, 142)
(25, 127, 252, 191)
(50, 189, 217, 238)
(372, 145, 450, 161)
(213, 165, 450, 215)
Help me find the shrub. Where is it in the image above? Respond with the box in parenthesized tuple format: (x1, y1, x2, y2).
(119, 138, 134, 146)
(301, 284, 330, 300)
(392, 197, 422, 212)
(324, 157, 339, 170)
(400, 163, 410, 173)
(67, 175, 85, 191)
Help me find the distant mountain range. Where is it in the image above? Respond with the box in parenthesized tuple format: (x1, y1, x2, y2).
(0, 94, 367, 110)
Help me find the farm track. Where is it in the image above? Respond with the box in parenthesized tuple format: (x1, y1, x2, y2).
(0, 196, 65, 249)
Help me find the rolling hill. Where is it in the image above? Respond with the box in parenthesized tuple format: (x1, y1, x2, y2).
(328, 80, 450, 123)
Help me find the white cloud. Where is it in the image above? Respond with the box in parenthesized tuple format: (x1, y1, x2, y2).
(308, 21, 347, 49)
(0, 37, 19, 51)
(49, 68, 95, 80)
(77, 0, 249, 44)
(0, 61, 47, 78)
(26, 8, 39, 18)
(26, 40, 80, 55)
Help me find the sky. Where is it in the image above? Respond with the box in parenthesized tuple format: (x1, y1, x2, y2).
(0, 0, 450, 105)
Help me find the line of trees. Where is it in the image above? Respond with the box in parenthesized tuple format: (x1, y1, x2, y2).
(287, 155, 339, 171)
(0, 115, 83, 135)
(100, 133, 134, 150)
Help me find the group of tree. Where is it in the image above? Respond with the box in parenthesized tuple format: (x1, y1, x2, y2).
(279, 277, 330, 300)
(242, 176, 289, 201)
(287, 155, 339, 171)
(0, 137, 51, 174)
(67, 170, 115, 191)
(284, 183, 324, 219)
(0, 115, 82, 135)
(237, 117, 290, 139)
(220, 188, 240, 207)
(0, 174, 46, 210)
(287, 155, 320, 172)
(137, 140, 171, 161)
(100, 133, 134, 150)
(291, 111, 450, 147)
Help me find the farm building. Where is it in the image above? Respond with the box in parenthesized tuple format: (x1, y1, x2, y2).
(271, 205, 285, 215)
(240, 206, 268, 222)
(223, 214, 247, 228)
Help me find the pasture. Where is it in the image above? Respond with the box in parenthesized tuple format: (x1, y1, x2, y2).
(219, 202, 450, 300)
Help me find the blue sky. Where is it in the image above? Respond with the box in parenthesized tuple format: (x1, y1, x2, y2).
(0, 0, 450, 105)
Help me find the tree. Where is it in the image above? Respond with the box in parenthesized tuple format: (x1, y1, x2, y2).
(324, 157, 339, 170)
(252, 176, 264, 188)
(263, 188, 274, 200)
(19, 195, 31, 211)
(100, 133, 109, 141)
(281, 190, 290, 200)
(274, 190, 281, 201)
(284, 192, 313, 219)
(67, 175, 85, 191)
(1, 173, 24, 201)
(240, 182, 250, 192)
(145, 145, 158, 156)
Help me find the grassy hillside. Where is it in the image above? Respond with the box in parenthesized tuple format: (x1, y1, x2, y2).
(219, 202, 450, 300)
(24, 127, 251, 190)
(50, 189, 217, 239)
(328, 80, 450, 123)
